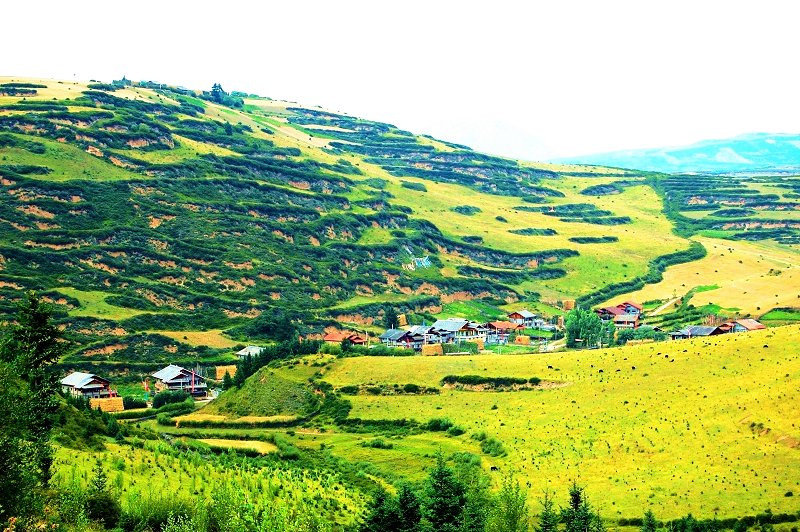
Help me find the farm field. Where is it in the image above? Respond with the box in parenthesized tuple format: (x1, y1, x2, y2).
(605, 236, 800, 316)
(314, 325, 800, 519)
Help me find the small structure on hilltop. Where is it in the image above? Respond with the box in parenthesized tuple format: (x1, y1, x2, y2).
(61, 372, 115, 399)
(152, 364, 207, 397)
(507, 310, 537, 328)
(323, 331, 367, 345)
(669, 325, 724, 340)
(236, 345, 264, 359)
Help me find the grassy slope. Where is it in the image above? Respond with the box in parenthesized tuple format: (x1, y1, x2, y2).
(320, 325, 800, 519)
(603, 236, 800, 316)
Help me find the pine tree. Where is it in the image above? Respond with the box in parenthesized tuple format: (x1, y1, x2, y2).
(222, 371, 233, 391)
(641, 510, 658, 532)
(422, 453, 466, 532)
(561, 482, 604, 532)
(361, 488, 399, 532)
(535, 491, 559, 532)
(232, 362, 246, 388)
(210, 83, 225, 103)
(396, 484, 421, 532)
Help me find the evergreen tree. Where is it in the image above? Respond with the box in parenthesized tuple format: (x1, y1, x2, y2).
(561, 482, 604, 532)
(488, 475, 529, 532)
(210, 83, 225, 103)
(396, 484, 422, 532)
(362, 488, 398, 532)
(641, 510, 658, 532)
(422, 453, 466, 532)
(383, 306, 399, 330)
(232, 362, 246, 388)
(535, 491, 559, 532)
(222, 371, 234, 391)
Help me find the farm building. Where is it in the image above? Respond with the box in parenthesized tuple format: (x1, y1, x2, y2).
(60, 372, 115, 399)
(486, 321, 523, 344)
(323, 331, 367, 345)
(430, 318, 488, 343)
(379, 328, 424, 350)
(152, 364, 207, 396)
(596, 301, 643, 320)
(236, 345, 264, 359)
(613, 314, 640, 329)
(407, 325, 443, 344)
(669, 325, 725, 339)
(507, 310, 537, 328)
(731, 319, 766, 332)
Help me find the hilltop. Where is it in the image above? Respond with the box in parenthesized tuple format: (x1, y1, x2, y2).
(0, 76, 799, 376)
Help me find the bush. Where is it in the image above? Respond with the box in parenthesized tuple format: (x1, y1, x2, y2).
(451, 205, 481, 215)
(360, 438, 394, 449)
(152, 390, 190, 408)
(87, 491, 121, 528)
(403, 383, 420, 394)
(400, 181, 427, 192)
(423, 418, 454, 431)
(122, 396, 147, 410)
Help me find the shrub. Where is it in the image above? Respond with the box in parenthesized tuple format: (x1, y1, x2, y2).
(400, 181, 427, 192)
(423, 418, 454, 431)
(451, 205, 481, 215)
(122, 396, 147, 410)
(360, 438, 394, 449)
(152, 390, 190, 408)
(86, 491, 122, 528)
(403, 383, 420, 394)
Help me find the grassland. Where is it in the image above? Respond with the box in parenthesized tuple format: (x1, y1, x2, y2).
(148, 329, 238, 349)
(315, 326, 800, 519)
(56, 287, 149, 320)
(605, 237, 800, 316)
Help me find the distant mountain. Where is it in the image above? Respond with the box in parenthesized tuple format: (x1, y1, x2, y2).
(556, 133, 800, 174)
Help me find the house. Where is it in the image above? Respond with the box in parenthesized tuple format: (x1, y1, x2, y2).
(323, 331, 367, 345)
(236, 345, 263, 359)
(455, 321, 488, 343)
(61, 372, 114, 399)
(486, 321, 523, 344)
(613, 314, 640, 329)
(596, 306, 626, 320)
(669, 325, 724, 339)
(151, 364, 207, 396)
(378, 328, 424, 350)
(731, 319, 766, 333)
(407, 325, 443, 345)
(507, 310, 537, 328)
(618, 301, 643, 315)
(430, 318, 487, 343)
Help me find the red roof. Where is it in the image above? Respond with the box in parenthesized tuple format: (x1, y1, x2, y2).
(488, 321, 523, 330)
(735, 319, 766, 331)
(598, 306, 626, 316)
(323, 331, 367, 344)
(621, 301, 643, 311)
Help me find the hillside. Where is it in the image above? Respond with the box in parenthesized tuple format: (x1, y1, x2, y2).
(1, 76, 799, 377)
(556, 132, 800, 174)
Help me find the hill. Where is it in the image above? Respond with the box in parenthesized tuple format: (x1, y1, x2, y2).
(0, 76, 799, 379)
(556, 132, 800, 174)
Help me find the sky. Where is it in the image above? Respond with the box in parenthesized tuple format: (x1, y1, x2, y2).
(3, 0, 799, 161)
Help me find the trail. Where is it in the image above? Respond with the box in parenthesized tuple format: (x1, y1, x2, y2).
(650, 297, 680, 316)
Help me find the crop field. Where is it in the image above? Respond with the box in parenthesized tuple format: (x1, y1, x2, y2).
(606, 237, 800, 316)
(316, 325, 800, 519)
(149, 329, 238, 349)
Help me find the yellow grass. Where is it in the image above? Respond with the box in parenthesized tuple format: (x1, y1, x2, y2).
(606, 236, 800, 315)
(150, 329, 238, 348)
(198, 438, 278, 454)
(320, 325, 800, 519)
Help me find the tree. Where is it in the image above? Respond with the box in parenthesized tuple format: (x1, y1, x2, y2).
(396, 484, 421, 532)
(641, 510, 658, 532)
(0, 292, 69, 520)
(383, 306, 399, 330)
(422, 453, 466, 532)
(362, 488, 399, 532)
(222, 371, 233, 391)
(561, 482, 604, 532)
(535, 491, 559, 532)
(564, 308, 603, 348)
(488, 475, 529, 532)
(210, 83, 226, 103)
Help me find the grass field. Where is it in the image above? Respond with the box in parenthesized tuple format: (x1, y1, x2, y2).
(56, 287, 149, 320)
(198, 438, 278, 454)
(149, 329, 238, 349)
(316, 326, 800, 519)
(605, 237, 800, 316)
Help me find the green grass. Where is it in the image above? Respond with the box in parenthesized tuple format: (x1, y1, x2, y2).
(760, 307, 800, 325)
(439, 300, 506, 322)
(56, 287, 149, 320)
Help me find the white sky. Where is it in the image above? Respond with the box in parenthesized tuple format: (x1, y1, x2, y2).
(3, 0, 799, 160)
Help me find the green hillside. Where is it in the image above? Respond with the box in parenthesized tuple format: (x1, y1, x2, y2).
(1, 76, 799, 376)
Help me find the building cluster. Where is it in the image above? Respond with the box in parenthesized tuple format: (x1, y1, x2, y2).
(373, 310, 555, 351)
(594, 299, 767, 339)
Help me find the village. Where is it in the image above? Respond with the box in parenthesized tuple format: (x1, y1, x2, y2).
(59, 299, 768, 415)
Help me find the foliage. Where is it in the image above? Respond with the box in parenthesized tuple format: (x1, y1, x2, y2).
(564, 308, 604, 348)
(561, 482, 605, 532)
(152, 389, 190, 408)
(422, 453, 467, 532)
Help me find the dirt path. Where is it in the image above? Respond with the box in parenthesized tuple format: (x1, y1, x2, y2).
(650, 297, 680, 316)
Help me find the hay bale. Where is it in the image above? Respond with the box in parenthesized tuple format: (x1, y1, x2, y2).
(474, 339, 485, 350)
(90, 397, 124, 413)
(562, 299, 576, 310)
(421, 344, 444, 356)
(515, 335, 531, 345)
(215, 365, 237, 380)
